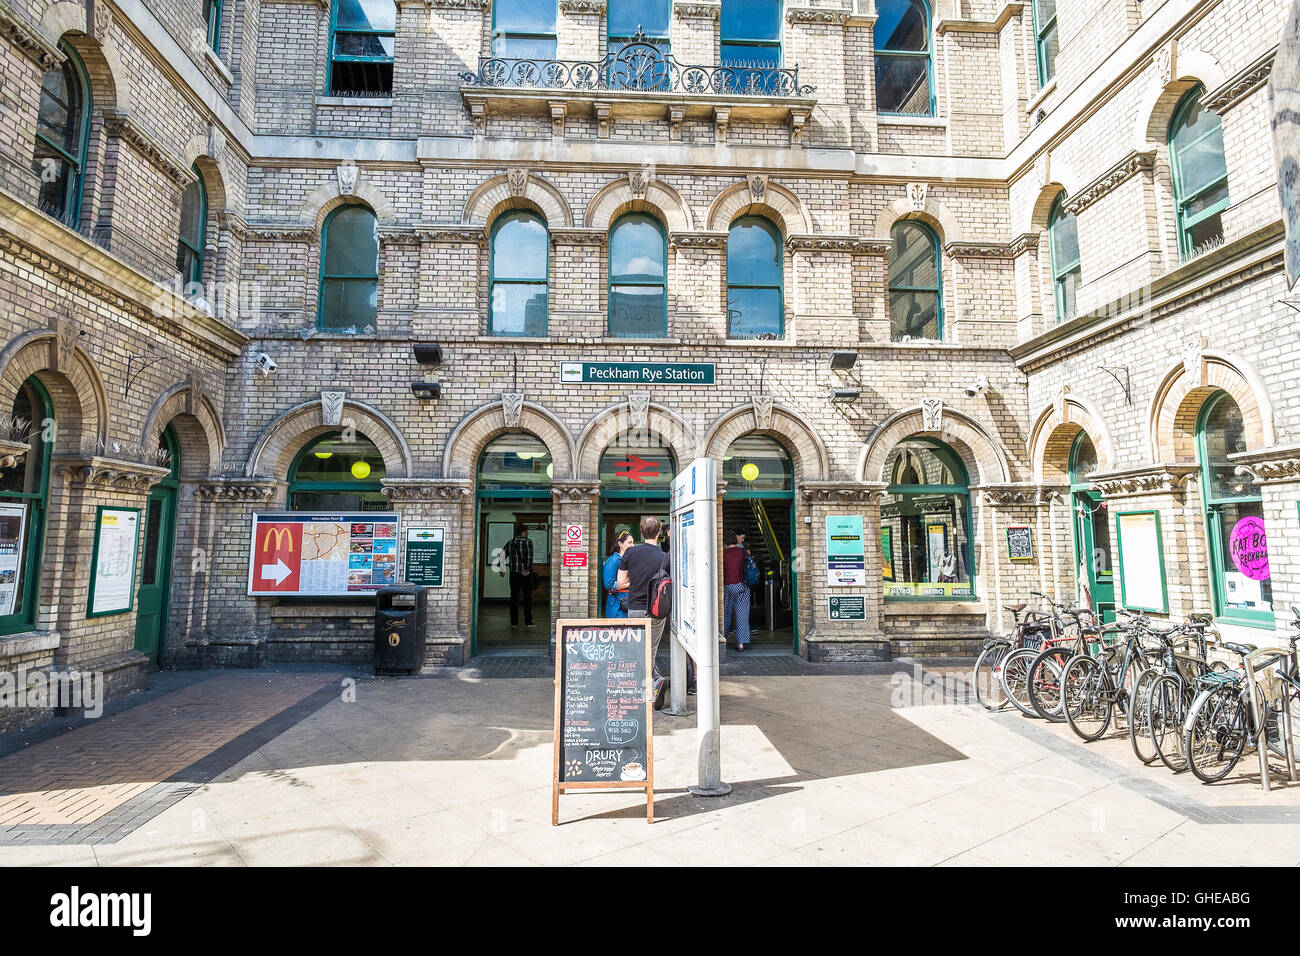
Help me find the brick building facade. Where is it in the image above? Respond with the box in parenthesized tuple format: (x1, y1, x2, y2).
(0, 0, 1296, 730)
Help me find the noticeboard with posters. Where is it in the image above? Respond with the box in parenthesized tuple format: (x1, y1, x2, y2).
(248, 513, 400, 596)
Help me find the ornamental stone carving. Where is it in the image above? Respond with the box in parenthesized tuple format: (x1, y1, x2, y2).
(747, 175, 768, 205)
(628, 165, 653, 199)
(907, 182, 927, 210)
(629, 392, 651, 430)
(54, 456, 171, 492)
(978, 485, 1045, 508)
(1204, 50, 1275, 113)
(381, 480, 474, 501)
(1182, 335, 1207, 388)
(752, 394, 774, 431)
(1091, 465, 1197, 499)
(194, 480, 279, 501)
(551, 481, 602, 501)
(508, 167, 529, 197)
(53, 311, 81, 374)
(785, 6, 850, 23)
(0, 440, 29, 472)
(673, 2, 721, 19)
(502, 392, 525, 428)
(336, 162, 359, 196)
(1062, 151, 1156, 216)
(799, 481, 888, 503)
(321, 391, 346, 426)
(1231, 446, 1300, 484)
(0, 5, 62, 69)
(921, 398, 943, 432)
(558, 0, 606, 13)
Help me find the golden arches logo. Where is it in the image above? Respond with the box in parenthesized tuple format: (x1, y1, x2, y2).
(262, 527, 295, 553)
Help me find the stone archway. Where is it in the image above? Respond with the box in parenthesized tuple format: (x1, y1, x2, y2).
(584, 176, 693, 233)
(574, 400, 699, 479)
(245, 398, 412, 478)
(859, 407, 1011, 485)
(1147, 349, 1274, 463)
(443, 398, 576, 480)
(462, 171, 574, 228)
(140, 381, 224, 478)
(1027, 392, 1116, 483)
(703, 399, 830, 482)
(705, 178, 813, 235)
(0, 329, 108, 454)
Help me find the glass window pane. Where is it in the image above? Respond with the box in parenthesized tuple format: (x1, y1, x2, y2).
(1036, 0, 1057, 25)
(1039, 23, 1058, 80)
(335, 0, 395, 33)
(495, 0, 556, 34)
(0, 385, 43, 496)
(1049, 204, 1079, 271)
(722, 436, 792, 492)
(142, 497, 163, 586)
(334, 32, 395, 59)
(493, 35, 557, 58)
(179, 179, 205, 249)
(875, 0, 929, 52)
(1071, 434, 1098, 480)
(722, 0, 781, 41)
(1090, 500, 1113, 576)
(876, 54, 931, 113)
(884, 440, 963, 486)
(881, 492, 973, 597)
(609, 0, 669, 37)
(324, 207, 378, 277)
(609, 286, 666, 337)
(727, 287, 783, 339)
(727, 218, 781, 286)
(1183, 181, 1229, 221)
(890, 290, 940, 340)
(1172, 94, 1228, 196)
(293, 433, 386, 483)
(1214, 501, 1273, 614)
(321, 278, 377, 331)
(1054, 268, 1080, 321)
(1184, 212, 1224, 252)
(1202, 395, 1257, 499)
(330, 60, 393, 93)
(176, 244, 200, 287)
(493, 215, 548, 280)
(31, 142, 74, 224)
(37, 62, 81, 156)
(889, 222, 938, 289)
(610, 216, 665, 282)
(478, 434, 553, 489)
(491, 283, 548, 336)
(599, 444, 674, 491)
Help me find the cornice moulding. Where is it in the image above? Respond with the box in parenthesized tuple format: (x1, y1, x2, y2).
(1089, 464, 1199, 499)
(1061, 149, 1156, 216)
(558, 0, 606, 13)
(1204, 47, 1275, 114)
(0, 0, 63, 69)
(104, 112, 197, 188)
(53, 455, 171, 491)
(673, 1, 720, 19)
(1230, 445, 1300, 484)
(785, 7, 851, 24)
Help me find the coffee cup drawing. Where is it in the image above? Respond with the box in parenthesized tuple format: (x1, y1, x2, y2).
(620, 762, 646, 782)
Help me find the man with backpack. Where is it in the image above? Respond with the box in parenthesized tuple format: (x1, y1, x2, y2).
(722, 529, 754, 651)
(616, 515, 672, 710)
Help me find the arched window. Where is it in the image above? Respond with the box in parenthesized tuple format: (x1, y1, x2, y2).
(478, 434, 554, 489)
(1197, 392, 1272, 625)
(888, 220, 942, 341)
(493, 0, 557, 58)
(1048, 194, 1080, 322)
(875, 0, 932, 115)
(289, 432, 387, 511)
(882, 438, 973, 599)
(1033, 0, 1058, 86)
(722, 435, 792, 492)
(490, 211, 549, 337)
(608, 0, 670, 90)
(33, 43, 91, 228)
(721, 0, 781, 69)
(0, 378, 53, 634)
(608, 214, 667, 337)
(319, 205, 379, 333)
(176, 166, 208, 294)
(328, 0, 396, 95)
(600, 443, 675, 494)
(726, 216, 783, 340)
(1170, 85, 1229, 259)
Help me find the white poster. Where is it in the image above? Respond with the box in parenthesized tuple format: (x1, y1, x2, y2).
(0, 503, 27, 616)
(90, 508, 140, 615)
(1116, 511, 1167, 613)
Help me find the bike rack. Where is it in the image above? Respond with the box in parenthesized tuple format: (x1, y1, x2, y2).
(1243, 648, 1298, 793)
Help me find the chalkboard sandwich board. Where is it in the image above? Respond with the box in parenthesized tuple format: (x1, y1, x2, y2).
(552, 618, 654, 825)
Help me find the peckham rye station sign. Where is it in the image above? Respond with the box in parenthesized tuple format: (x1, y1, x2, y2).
(560, 362, 716, 385)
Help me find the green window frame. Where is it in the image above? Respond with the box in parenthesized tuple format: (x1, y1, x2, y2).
(726, 215, 784, 340)
(1032, 0, 1057, 87)
(888, 219, 942, 341)
(33, 42, 91, 229)
(882, 437, 976, 602)
(176, 165, 208, 294)
(875, 0, 933, 116)
(318, 204, 379, 333)
(205, 0, 223, 50)
(721, 0, 782, 68)
(0, 377, 52, 636)
(608, 213, 667, 338)
(288, 432, 387, 511)
(1048, 193, 1080, 323)
(492, 0, 557, 58)
(1196, 391, 1273, 627)
(328, 0, 396, 95)
(490, 211, 550, 337)
(1169, 85, 1230, 259)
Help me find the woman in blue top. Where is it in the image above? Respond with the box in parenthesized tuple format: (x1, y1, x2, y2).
(603, 531, 634, 618)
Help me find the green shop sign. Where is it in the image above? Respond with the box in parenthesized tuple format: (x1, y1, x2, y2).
(560, 362, 716, 385)
(404, 527, 445, 588)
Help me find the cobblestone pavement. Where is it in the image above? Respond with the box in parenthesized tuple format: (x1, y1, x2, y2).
(1, 659, 1298, 865)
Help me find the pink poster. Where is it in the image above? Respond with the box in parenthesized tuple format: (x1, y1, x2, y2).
(1229, 516, 1270, 581)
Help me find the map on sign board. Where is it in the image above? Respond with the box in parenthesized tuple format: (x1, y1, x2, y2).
(248, 513, 400, 597)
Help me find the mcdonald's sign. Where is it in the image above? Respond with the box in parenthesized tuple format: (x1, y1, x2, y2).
(249, 521, 303, 593)
(247, 512, 401, 597)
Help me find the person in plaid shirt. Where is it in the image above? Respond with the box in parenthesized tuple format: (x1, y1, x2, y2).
(504, 523, 535, 629)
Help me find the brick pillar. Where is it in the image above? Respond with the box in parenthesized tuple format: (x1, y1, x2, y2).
(381, 478, 473, 666)
(550, 480, 601, 656)
(979, 484, 1058, 624)
(548, 230, 604, 340)
(667, 234, 725, 340)
(414, 229, 484, 336)
(797, 481, 889, 662)
(557, 0, 602, 60)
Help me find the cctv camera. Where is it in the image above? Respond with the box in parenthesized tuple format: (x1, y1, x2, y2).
(256, 353, 278, 377)
(964, 376, 990, 398)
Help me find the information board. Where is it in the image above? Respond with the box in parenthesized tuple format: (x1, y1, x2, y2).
(670, 457, 717, 661)
(552, 618, 654, 825)
(0, 503, 27, 616)
(1116, 510, 1168, 614)
(1006, 525, 1034, 560)
(826, 515, 866, 586)
(88, 507, 140, 616)
(828, 595, 866, 621)
(403, 527, 444, 587)
(248, 513, 401, 596)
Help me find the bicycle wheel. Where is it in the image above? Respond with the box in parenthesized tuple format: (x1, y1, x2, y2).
(1028, 645, 1073, 722)
(1149, 674, 1189, 772)
(972, 641, 1011, 711)
(1184, 686, 1247, 783)
(999, 647, 1040, 717)
(1063, 655, 1111, 741)
(1127, 667, 1160, 764)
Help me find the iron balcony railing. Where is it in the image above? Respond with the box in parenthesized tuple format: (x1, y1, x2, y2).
(460, 32, 815, 98)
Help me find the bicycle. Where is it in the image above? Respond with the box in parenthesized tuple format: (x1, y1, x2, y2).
(997, 593, 1067, 717)
(1026, 602, 1100, 723)
(1062, 609, 1157, 742)
(972, 600, 1053, 711)
(1130, 614, 1215, 768)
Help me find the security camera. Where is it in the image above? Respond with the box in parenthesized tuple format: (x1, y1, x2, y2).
(255, 353, 278, 377)
(964, 376, 990, 398)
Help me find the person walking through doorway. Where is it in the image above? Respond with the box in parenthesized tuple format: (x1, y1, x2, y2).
(504, 523, 535, 629)
(617, 516, 671, 708)
(722, 529, 751, 651)
(603, 530, 634, 618)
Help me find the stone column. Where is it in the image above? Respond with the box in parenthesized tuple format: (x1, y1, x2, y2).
(550, 481, 602, 654)
(797, 481, 889, 662)
(667, 233, 726, 340)
(381, 478, 474, 666)
(1232, 445, 1300, 634)
(549, 229, 605, 340)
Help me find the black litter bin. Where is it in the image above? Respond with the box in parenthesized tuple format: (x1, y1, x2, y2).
(374, 585, 428, 674)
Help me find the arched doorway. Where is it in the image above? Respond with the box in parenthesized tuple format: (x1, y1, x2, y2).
(474, 434, 553, 651)
(134, 425, 180, 664)
(881, 437, 974, 599)
(597, 442, 675, 558)
(721, 435, 796, 649)
(1068, 431, 1115, 620)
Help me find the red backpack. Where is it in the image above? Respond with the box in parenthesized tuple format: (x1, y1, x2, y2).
(648, 567, 673, 620)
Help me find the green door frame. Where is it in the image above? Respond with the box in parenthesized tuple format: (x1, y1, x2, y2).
(0, 377, 53, 637)
(134, 425, 180, 664)
(1068, 431, 1114, 621)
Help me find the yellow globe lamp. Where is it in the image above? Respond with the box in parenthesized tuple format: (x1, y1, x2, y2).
(350, 461, 371, 480)
(741, 462, 760, 482)
(314, 452, 334, 460)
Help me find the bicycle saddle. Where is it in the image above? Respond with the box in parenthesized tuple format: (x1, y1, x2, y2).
(1004, 603, 1027, 613)
(1223, 642, 1257, 657)
(1187, 612, 1213, 624)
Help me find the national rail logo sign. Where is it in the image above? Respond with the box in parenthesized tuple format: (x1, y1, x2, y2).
(247, 513, 401, 596)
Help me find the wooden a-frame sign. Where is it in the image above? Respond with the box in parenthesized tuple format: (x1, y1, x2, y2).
(552, 617, 655, 825)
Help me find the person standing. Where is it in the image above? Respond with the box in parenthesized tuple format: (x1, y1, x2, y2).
(504, 523, 535, 629)
(722, 529, 751, 651)
(617, 515, 671, 708)
(602, 531, 633, 618)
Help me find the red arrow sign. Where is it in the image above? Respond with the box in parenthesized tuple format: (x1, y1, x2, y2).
(615, 455, 660, 484)
(251, 522, 302, 593)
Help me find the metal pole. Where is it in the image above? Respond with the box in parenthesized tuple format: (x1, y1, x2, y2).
(1245, 655, 1270, 793)
(690, 630, 730, 796)
(664, 620, 688, 716)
